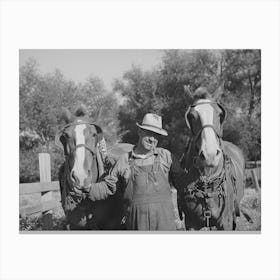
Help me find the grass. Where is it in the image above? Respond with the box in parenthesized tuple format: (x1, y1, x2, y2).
(19, 187, 261, 231)
(236, 188, 261, 231)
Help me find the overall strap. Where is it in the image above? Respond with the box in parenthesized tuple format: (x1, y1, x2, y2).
(127, 151, 138, 181)
(128, 150, 134, 164)
(152, 152, 161, 172)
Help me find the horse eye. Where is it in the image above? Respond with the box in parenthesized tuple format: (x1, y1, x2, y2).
(60, 134, 67, 144)
(188, 113, 195, 122)
(65, 144, 70, 155)
(62, 132, 70, 139)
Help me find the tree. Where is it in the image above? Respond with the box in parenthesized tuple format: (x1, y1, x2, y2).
(116, 49, 261, 160)
(113, 66, 159, 144)
(19, 60, 121, 182)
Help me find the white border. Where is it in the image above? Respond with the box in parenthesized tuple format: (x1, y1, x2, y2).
(1, 1, 280, 280)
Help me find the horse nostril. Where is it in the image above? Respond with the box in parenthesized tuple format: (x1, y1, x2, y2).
(216, 150, 221, 156)
(70, 170, 77, 182)
(199, 151, 205, 160)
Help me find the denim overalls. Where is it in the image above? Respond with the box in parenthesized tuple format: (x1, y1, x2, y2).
(124, 152, 176, 230)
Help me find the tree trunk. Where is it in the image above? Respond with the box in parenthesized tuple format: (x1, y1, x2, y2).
(248, 70, 255, 120)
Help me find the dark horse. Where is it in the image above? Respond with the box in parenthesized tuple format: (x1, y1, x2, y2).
(55, 106, 128, 230)
(180, 90, 245, 230)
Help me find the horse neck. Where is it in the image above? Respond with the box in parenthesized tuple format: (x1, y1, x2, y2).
(91, 156, 99, 183)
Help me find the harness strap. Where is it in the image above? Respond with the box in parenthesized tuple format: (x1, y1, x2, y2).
(75, 144, 97, 155)
(193, 124, 222, 143)
(96, 146, 105, 179)
(127, 150, 161, 180)
(190, 101, 219, 107)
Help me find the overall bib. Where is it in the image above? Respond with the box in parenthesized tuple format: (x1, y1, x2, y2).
(124, 154, 176, 230)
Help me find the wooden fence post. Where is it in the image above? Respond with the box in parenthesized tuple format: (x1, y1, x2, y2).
(251, 169, 260, 192)
(39, 153, 53, 229)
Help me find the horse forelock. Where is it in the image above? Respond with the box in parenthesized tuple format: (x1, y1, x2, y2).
(195, 98, 212, 104)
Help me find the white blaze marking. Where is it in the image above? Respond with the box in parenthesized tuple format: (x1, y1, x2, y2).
(72, 122, 87, 185)
(194, 99, 220, 160)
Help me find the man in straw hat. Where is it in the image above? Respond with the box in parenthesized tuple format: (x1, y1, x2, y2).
(82, 113, 188, 230)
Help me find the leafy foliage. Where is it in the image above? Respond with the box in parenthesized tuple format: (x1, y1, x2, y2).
(115, 50, 261, 160)
(20, 50, 261, 183)
(19, 215, 67, 231)
(20, 59, 120, 182)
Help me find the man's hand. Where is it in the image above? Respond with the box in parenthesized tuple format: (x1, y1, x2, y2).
(86, 183, 111, 201)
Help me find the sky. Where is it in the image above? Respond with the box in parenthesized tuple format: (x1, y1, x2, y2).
(19, 49, 164, 90)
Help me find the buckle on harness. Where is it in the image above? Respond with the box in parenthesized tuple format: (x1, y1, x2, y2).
(204, 210, 211, 218)
(204, 210, 211, 228)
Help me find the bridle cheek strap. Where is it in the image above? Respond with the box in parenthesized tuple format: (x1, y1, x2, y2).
(193, 124, 222, 143)
(75, 144, 96, 156)
(74, 143, 104, 177)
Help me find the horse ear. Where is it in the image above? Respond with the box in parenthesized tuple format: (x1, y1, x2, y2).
(75, 104, 88, 117)
(183, 85, 194, 103)
(217, 103, 227, 136)
(55, 131, 64, 151)
(218, 103, 227, 124)
(184, 107, 192, 132)
(213, 81, 224, 102)
(94, 125, 103, 142)
(61, 108, 73, 124)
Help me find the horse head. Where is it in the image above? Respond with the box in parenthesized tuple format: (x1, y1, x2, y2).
(184, 87, 227, 173)
(55, 105, 103, 190)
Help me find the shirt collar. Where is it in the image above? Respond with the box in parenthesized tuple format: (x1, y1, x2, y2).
(131, 146, 159, 159)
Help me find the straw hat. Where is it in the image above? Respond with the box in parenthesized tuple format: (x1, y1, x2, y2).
(136, 113, 168, 136)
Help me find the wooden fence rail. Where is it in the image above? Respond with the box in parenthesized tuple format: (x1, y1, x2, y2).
(20, 181, 59, 195)
(19, 153, 61, 229)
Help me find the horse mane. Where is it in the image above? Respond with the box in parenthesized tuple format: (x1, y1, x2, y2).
(192, 87, 211, 102)
(74, 104, 88, 117)
(61, 107, 74, 124)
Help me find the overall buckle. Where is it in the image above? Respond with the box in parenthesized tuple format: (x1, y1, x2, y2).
(204, 210, 211, 228)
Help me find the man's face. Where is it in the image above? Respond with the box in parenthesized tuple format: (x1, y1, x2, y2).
(138, 129, 160, 151)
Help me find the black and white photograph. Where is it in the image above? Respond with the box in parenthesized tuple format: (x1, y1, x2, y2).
(1, 1, 280, 280)
(19, 49, 261, 232)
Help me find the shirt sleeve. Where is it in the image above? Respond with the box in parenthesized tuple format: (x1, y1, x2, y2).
(86, 153, 129, 201)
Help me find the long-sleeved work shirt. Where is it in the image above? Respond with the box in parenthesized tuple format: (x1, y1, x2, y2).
(86, 147, 188, 202)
